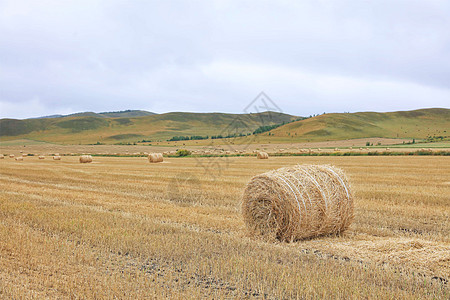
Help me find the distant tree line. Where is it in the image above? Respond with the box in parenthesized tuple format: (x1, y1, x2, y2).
(166, 117, 308, 142)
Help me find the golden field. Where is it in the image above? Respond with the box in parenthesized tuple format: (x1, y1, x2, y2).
(0, 154, 449, 299)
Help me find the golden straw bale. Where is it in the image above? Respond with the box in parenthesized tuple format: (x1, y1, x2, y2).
(242, 165, 353, 241)
(0, 154, 4, 159)
(79, 155, 93, 163)
(15, 157, 23, 161)
(257, 152, 269, 159)
(148, 153, 163, 163)
(9, 154, 14, 158)
(53, 156, 61, 160)
(38, 156, 45, 159)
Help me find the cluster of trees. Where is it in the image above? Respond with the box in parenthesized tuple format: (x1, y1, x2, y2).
(168, 132, 250, 141)
(168, 135, 209, 141)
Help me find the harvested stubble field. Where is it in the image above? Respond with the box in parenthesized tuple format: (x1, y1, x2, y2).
(0, 155, 449, 299)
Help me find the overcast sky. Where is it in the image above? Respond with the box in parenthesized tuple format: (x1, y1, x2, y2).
(0, 0, 449, 119)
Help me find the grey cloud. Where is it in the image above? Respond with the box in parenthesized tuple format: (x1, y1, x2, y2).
(0, 0, 449, 119)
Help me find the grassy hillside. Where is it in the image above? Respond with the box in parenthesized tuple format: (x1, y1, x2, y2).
(0, 111, 296, 144)
(253, 108, 449, 143)
(1, 108, 448, 145)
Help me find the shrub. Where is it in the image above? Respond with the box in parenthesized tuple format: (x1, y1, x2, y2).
(176, 149, 191, 157)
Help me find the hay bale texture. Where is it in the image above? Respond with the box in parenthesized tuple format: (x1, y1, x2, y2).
(9, 154, 14, 158)
(38, 156, 45, 159)
(79, 155, 93, 163)
(257, 152, 269, 159)
(15, 157, 23, 161)
(242, 164, 353, 241)
(148, 153, 163, 163)
(53, 156, 61, 160)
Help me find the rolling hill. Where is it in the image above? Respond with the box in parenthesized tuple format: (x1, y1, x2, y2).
(0, 111, 297, 144)
(1, 108, 448, 145)
(254, 108, 449, 143)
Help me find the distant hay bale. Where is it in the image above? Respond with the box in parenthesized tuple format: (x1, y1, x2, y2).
(148, 153, 163, 163)
(0, 154, 4, 159)
(9, 154, 14, 158)
(15, 157, 24, 161)
(359, 147, 363, 150)
(38, 156, 45, 159)
(257, 152, 269, 159)
(225, 151, 231, 155)
(53, 156, 61, 160)
(386, 148, 390, 151)
(242, 165, 354, 241)
(334, 148, 339, 151)
(79, 155, 93, 163)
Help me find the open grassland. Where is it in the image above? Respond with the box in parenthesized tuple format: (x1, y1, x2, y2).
(0, 156, 449, 299)
(2, 138, 449, 158)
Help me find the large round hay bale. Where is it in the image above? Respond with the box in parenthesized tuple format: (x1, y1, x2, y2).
(15, 156, 24, 161)
(53, 156, 61, 160)
(0, 154, 4, 159)
(148, 153, 163, 163)
(242, 165, 353, 241)
(9, 154, 14, 158)
(257, 152, 269, 159)
(79, 155, 93, 163)
(22, 153, 27, 157)
(38, 156, 45, 159)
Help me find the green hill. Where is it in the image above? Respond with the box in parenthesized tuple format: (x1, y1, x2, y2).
(0, 111, 296, 144)
(255, 108, 449, 143)
(1, 108, 448, 145)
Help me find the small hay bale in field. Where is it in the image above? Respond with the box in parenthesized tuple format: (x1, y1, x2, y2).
(79, 155, 93, 163)
(386, 148, 390, 151)
(359, 147, 363, 150)
(225, 151, 231, 155)
(148, 153, 163, 163)
(242, 164, 353, 241)
(0, 154, 4, 159)
(257, 152, 269, 159)
(38, 156, 45, 159)
(9, 154, 15, 158)
(53, 156, 61, 160)
(15, 156, 24, 161)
